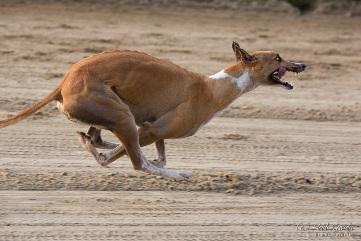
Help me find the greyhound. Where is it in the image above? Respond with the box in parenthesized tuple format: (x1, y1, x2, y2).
(0, 41, 306, 179)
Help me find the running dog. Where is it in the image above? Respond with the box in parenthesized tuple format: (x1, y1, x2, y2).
(0, 41, 306, 179)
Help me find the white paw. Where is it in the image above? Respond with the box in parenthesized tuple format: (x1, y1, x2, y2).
(97, 153, 109, 167)
(149, 159, 166, 168)
(142, 161, 190, 180)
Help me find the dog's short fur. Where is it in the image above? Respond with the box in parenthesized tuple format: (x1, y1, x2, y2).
(0, 41, 306, 179)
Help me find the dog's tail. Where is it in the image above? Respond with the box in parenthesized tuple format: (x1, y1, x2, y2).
(0, 87, 61, 128)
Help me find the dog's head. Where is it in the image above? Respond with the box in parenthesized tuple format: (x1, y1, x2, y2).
(232, 41, 306, 90)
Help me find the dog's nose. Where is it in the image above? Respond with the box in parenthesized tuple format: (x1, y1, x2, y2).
(294, 63, 306, 72)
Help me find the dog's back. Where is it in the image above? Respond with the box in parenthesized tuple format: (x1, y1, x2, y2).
(62, 50, 207, 125)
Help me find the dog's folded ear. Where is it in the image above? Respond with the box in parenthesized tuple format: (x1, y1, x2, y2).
(232, 41, 252, 64)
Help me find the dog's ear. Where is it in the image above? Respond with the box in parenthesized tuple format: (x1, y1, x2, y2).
(232, 41, 252, 64)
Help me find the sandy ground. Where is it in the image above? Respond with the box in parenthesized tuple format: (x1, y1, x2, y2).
(0, 3, 361, 241)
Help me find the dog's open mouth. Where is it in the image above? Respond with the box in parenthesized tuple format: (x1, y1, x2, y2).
(269, 67, 293, 90)
(269, 63, 306, 90)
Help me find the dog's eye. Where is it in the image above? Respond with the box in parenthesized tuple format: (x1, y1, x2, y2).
(275, 55, 282, 62)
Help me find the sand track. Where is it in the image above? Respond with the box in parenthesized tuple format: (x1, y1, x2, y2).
(1, 118, 361, 196)
(1, 3, 361, 240)
(1, 191, 361, 241)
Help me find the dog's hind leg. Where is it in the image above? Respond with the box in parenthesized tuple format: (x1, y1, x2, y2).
(68, 92, 188, 179)
(81, 120, 166, 167)
(83, 101, 195, 169)
(78, 131, 165, 168)
(85, 135, 166, 169)
(78, 131, 126, 166)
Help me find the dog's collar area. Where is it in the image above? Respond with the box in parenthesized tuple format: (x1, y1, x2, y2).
(209, 69, 229, 80)
(209, 69, 255, 93)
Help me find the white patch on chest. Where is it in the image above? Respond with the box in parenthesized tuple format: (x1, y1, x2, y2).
(209, 70, 229, 80)
(209, 69, 254, 93)
(234, 71, 252, 92)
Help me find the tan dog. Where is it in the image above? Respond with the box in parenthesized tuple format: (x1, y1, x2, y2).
(0, 41, 306, 179)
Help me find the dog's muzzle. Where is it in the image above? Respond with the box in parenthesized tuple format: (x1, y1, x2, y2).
(269, 62, 306, 90)
(287, 62, 306, 73)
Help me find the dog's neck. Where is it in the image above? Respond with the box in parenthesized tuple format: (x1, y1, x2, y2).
(209, 69, 254, 92)
(207, 67, 256, 111)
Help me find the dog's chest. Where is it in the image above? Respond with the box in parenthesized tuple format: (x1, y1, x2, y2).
(210, 70, 254, 94)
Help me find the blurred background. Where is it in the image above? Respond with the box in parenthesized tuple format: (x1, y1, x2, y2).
(0, 1, 360, 240)
(5, 0, 361, 15)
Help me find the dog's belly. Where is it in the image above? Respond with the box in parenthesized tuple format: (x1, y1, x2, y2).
(127, 104, 170, 126)
(115, 90, 183, 126)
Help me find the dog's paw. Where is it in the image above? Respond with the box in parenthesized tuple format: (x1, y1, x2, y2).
(166, 169, 191, 180)
(177, 170, 191, 179)
(141, 160, 190, 180)
(149, 159, 166, 168)
(97, 153, 109, 167)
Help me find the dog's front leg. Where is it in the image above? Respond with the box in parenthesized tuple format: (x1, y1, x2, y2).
(87, 126, 118, 149)
(150, 139, 166, 168)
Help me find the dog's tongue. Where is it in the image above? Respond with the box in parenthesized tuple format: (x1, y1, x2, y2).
(278, 66, 286, 78)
